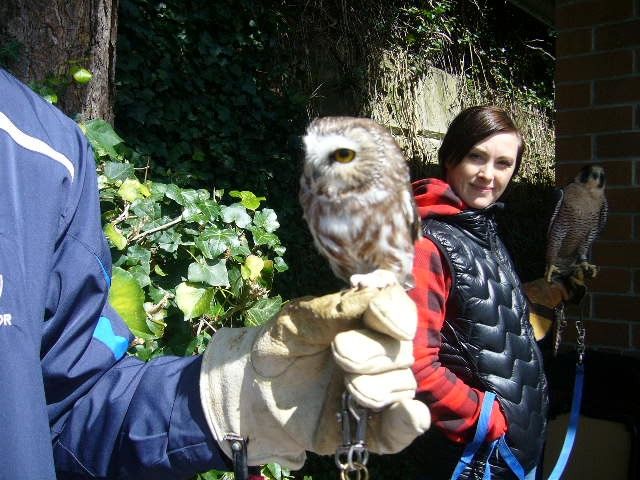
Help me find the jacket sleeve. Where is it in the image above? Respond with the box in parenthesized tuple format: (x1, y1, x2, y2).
(410, 237, 507, 444)
(0, 68, 228, 479)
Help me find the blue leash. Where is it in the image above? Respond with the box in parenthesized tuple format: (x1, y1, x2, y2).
(547, 361, 585, 480)
(450, 361, 585, 480)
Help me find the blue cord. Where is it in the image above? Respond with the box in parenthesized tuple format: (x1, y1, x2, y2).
(547, 362, 585, 480)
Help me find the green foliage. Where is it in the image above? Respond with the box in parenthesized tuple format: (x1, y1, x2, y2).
(28, 62, 95, 105)
(85, 118, 287, 358)
(399, 0, 555, 111)
(114, 0, 335, 299)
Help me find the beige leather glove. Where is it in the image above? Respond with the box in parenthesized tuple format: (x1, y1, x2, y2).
(523, 277, 574, 341)
(199, 285, 430, 469)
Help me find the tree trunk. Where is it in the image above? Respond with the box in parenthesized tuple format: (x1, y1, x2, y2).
(0, 0, 118, 123)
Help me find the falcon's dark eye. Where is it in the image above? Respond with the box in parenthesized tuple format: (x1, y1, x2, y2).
(331, 148, 356, 164)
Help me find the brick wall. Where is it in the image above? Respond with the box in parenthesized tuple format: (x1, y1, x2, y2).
(555, 0, 640, 353)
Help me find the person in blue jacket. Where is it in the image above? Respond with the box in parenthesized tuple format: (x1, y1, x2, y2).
(0, 67, 430, 479)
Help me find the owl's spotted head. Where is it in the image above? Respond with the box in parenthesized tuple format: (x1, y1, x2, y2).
(301, 116, 405, 195)
(577, 164, 606, 190)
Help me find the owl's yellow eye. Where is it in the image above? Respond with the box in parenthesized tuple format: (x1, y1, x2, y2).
(331, 148, 356, 164)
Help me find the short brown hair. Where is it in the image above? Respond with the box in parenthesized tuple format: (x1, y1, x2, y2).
(438, 105, 525, 177)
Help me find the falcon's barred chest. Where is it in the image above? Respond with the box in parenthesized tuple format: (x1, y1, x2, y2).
(545, 164, 608, 283)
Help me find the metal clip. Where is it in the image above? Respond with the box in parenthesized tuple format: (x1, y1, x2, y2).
(225, 433, 248, 480)
(335, 392, 370, 479)
(575, 318, 586, 365)
(553, 303, 567, 356)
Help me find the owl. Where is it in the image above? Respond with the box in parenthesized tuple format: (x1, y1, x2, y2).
(545, 164, 608, 284)
(299, 116, 420, 290)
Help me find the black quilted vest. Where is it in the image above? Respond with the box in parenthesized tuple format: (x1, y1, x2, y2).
(422, 207, 548, 474)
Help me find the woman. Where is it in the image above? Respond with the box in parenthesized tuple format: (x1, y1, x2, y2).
(409, 105, 547, 480)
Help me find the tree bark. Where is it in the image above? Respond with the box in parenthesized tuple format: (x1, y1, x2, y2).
(0, 0, 118, 123)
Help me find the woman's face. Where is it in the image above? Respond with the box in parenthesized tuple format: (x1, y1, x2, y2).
(445, 132, 519, 209)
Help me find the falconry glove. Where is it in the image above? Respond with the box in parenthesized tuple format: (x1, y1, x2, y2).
(523, 277, 583, 341)
(199, 285, 431, 469)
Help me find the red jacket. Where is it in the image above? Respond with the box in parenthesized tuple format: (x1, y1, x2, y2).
(410, 178, 507, 444)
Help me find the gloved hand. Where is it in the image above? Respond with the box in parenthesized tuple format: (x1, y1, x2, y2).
(523, 277, 582, 341)
(199, 285, 431, 469)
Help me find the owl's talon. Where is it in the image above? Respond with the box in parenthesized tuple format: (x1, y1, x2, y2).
(350, 269, 399, 289)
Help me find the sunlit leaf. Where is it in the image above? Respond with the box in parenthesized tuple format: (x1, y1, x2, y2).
(84, 119, 124, 159)
(245, 296, 282, 327)
(253, 208, 280, 232)
(221, 203, 251, 228)
(188, 261, 230, 287)
(104, 161, 134, 182)
(241, 255, 264, 280)
(109, 267, 154, 338)
(104, 223, 127, 250)
(229, 190, 266, 210)
(118, 178, 143, 202)
(175, 282, 214, 320)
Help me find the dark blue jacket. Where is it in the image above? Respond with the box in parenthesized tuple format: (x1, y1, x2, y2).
(0, 68, 227, 479)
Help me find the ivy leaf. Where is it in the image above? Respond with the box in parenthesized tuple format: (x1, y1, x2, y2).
(249, 225, 280, 247)
(241, 255, 264, 280)
(175, 282, 214, 320)
(166, 185, 209, 207)
(71, 66, 93, 84)
(229, 190, 266, 210)
(195, 227, 239, 259)
(187, 260, 230, 287)
(221, 203, 251, 228)
(104, 161, 134, 182)
(109, 267, 154, 338)
(118, 178, 145, 202)
(83, 119, 124, 159)
(104, 223, 127, 250)
(273, 256, 288, 272)
(157, 230, 182, 252)
(253, 208, 280, 232)
(244, 296, 283, 327)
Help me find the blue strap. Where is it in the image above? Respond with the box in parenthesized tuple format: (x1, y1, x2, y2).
(547, 362, 585, 480)
(451, 392, 496, 480)
(497, 436, 526, 480)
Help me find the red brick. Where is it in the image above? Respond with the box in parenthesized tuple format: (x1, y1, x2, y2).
(556, 161, 591, 185)
(555, 160, 631, 186)
(630, 322, 640, 347)
(593, 293, 640, 321)
(605, 187, 640, 212)
(557, 28, 593, 57)
(556, 0, 634, 29)
(556, 136, 592, 162)
(598, 159, 634, 186)
(595, 19, 640, 49)
(589, 266, 632, 292)
(556, 50, 633, 82)
(556, 106, 633, 134)
(593, 240, 640, 266)
(556, 82, 592, 108)
(598, 213, 633, 241)
(594, 77, 640, 104)
(596, 132, 640, 157)
(559, 316, 629, 348)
